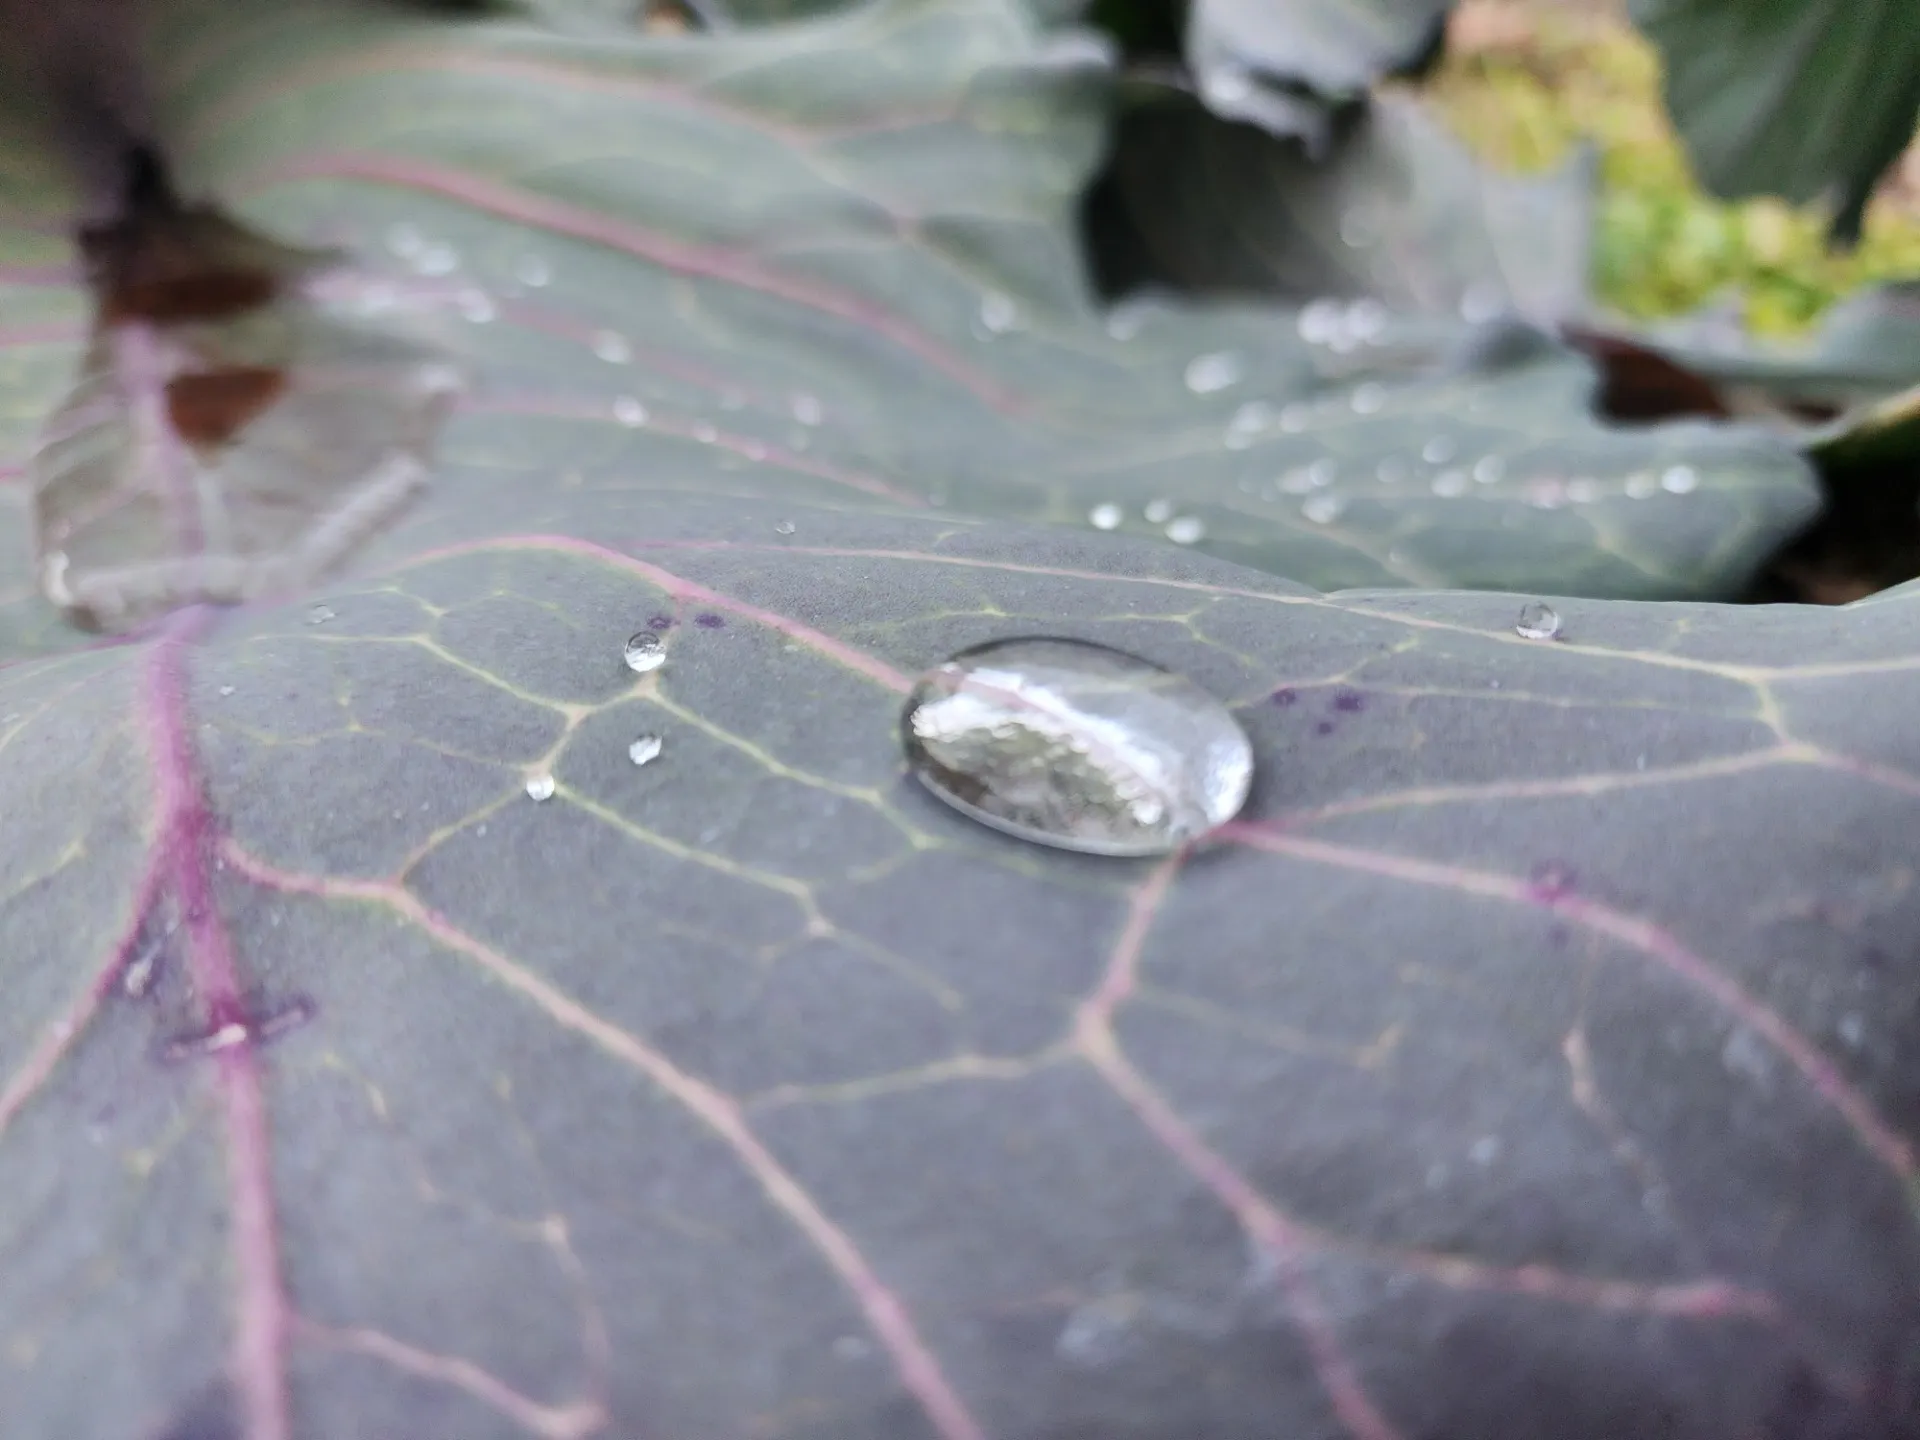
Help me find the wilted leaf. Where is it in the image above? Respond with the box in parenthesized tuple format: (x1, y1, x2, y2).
(1626, 0, 1920, 244)
(2, 1, 1918, 1437)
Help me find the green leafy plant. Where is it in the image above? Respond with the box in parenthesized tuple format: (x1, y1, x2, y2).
(2, 1, 1920, 1437)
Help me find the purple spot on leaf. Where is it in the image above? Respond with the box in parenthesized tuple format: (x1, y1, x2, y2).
(1332, 690, 1365, 713)
(646, 614, 675, 631)
(1271, 687, 1298, 707)
(1315, 719, 1336, 736)
(694, 613, 726, 629)
(1528, 861, 1578, 903)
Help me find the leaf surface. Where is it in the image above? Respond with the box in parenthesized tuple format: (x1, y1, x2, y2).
(1, 3, 1918, 1438)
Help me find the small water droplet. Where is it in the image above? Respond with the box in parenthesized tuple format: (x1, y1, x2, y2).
(1468, 1136, 1502, 1165)
(1088, 502, 1123, 530)
(1347, 298, 1388, 342)
(1278, 468, 1315, 495)
(593, 330, 632, 364)
(628, 734, 664, 767)
(1105, 304, 1146, 341)
(1421, 436, 1457, 465)
(1459, 281, 1505, 325)
(1566, 478, 1600, 504)
(307, 604, 335, 625)
(1302, 494, 1345, 524)
(1472, 455, 1505, 485)
(1350, 382, 1385, 415)
(1307, 458, 1337, 488)
(513, 254, 551, 287)
(774, 520, 797, 535)
(1165, 516, 1205, 545)
(1431, 470, 1468, 497)
(1201, 65, 1253, 107)
(1660, 464, 1700, 494)
(1624, 471, 1658, 499)
(902, 637, 1253, 856)
(790, 392, 824, 426)
(525, 773, 556, 802)
(1278, 402, 1311, 433)
(692, 423, 718, 444)
(1183, 351, 1244, 394)
(613, 396, 648, 427)
(1143, 498, 1175, 524)
(218, 685, 236, 697)
(415, 243, 459, 276)
(457, 288, 496, 323)
(978, 292, 1018, 334)
(1297, 298, 1342, 345)
(1514, 601, 1561, 641)
(386, 223, 426, 258)
(1839, 1013, 1866, 1048)
(624, 631, 666, 673)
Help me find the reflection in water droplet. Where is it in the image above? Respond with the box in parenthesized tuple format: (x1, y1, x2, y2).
(902, 637, 1253, 856)
(1088, 502, 1123, 530)
(526, 773, 556, 801)
(1183, 351, 1244, 394)
(613, 396, 648, 427)
(1143, 498, 1175, 524)
(514, 254, 551, 287)
(1165, 516, 1205, 544)
(774, 520, 797, 535)
(593, 330, 632, 364)
(978, 292, 1018, 334)
(1661, 465, 1699, 494)
(1514, 601, 1561, 640)
(1421, 436, 1457, 465)
(415, 244, 459, 276)
(628, 734, 664, 767)
(1472, 456, 1505, 485)
(1302, 494, 1345, 524)
(624, 631, 666, 672)
(791, 392, 824, 426)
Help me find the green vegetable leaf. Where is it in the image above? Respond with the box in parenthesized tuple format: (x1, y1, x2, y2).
(2, 2, 1916, 1436)
(1627, 0, 1920, 243)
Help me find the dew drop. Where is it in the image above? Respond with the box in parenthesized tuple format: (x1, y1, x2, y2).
(1165, 516, 1205, 545)
(386, 223, 426, 258)
(1376, 457, 1410, 484)
(1088, 502, 1123, 530)
(525, 773, 556, 802)
(1347, 299, 1388, 342)
(1307, 458, 1338, 488)
(1514, 601, 1561, 641)
(902, 637, 1253, 856)
(1201, 65, 1253, 108)
(1278, 402, 1312, 433)
(1431, 470, 1468, 497)
(1105, 305, 1146, 341)
(513, 254, 551, 287)
(1143, 498, 1175, 524)
(218, 685, 236, 697)
(774, 519, 797, 535)
(613, 396, 648, 427)
(1350, 382, 1385, 415)
(1472, 455, 1506, 485)
(1297, 298, 1342, 345)
(1302, 494, 1345, 524)
(457, 288, 496, 323)
(790, 392, 824, 426)
(1566, 478, 1600, 504)
(1183, 351, 1244, 394)
(306, 604, 335, 625)
(1624, 471, 1658, 499)
(628, 734, 664, 767)
(1421, 436, 1457, 465)
(415, 243, 459, 276)
(978, 292, 1018, 334)
(593, 330, 632, 364)
(1339, 210, 1375, 249)
(623, 631, 666, 673)
(1661, 464, 1700, 494)
(691, 423, 718, 444)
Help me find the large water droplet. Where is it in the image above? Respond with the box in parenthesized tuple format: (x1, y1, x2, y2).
(1088, 502, 1123, 530)
(526, 773, 556, 802)
(1661, 464, 1699, 494)
(978, 292, 1018, 334)
(1421, 436, 1457, 465)
(628, 734, 663, 767)
(1514, 601, 1561, 641)
(774, 519, 797, 535)
(624, 631, 666, 673)
(1183, 351, 1244, 394)
(902, 638, 1252, 856)
(1164, 516, 1205, 545)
